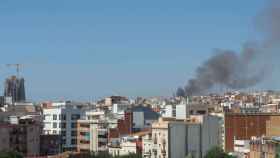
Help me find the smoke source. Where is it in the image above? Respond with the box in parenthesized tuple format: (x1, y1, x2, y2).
(177, 0, 280, 96)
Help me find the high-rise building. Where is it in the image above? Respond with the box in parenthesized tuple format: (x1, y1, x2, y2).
(4, 76, 26, 103)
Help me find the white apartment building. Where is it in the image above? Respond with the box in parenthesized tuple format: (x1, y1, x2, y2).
(233, 140, 250, 157)
(142, 132, 153, 158)
(163, 104, 209, 120)
(163, 105, 174, 118)
(109, 139, 138, 156)
(77, 109, 117, 153)
(43, 101, 86, 151)
(176, 104, 187, 119)
(112, 103, 130, 115)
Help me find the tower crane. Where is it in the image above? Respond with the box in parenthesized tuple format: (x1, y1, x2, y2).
(6, 64, 24, 77)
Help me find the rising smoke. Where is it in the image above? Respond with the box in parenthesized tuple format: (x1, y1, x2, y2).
(177, 0, 280, 96)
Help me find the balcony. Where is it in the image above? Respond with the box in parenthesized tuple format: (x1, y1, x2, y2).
(78, 144, 90, 150)
(143, 151, 152, 156)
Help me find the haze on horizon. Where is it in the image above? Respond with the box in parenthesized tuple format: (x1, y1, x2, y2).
(0, 0, 278, 101)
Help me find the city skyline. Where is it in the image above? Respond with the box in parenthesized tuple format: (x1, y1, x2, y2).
(1, 0, 278, 101)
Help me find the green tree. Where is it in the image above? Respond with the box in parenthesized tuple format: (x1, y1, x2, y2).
(0, 151, 23, 158)
(204, 146, 235, 158)
(185, 153, 193, 158)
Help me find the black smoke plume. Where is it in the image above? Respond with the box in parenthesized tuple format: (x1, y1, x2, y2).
(177, 0, 280, 96)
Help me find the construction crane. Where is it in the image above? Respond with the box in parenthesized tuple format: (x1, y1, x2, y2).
(6, 64, 24, 77)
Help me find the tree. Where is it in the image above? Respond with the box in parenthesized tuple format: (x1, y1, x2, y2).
(0, 151, 23, 158)
(204, 146, 236, 158)
(186, 153, 193, 158)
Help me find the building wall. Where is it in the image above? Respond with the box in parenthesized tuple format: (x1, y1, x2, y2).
(225, 114, 275, 152)
(43, 105, 84, 151)
(133, 112, 144, 129)
(26, 125, 41, 156)
(40, 135, 61, 156)
(149, 116, 220, 158)
(90, 123, 99, 152)
(266, 116, 280, 137)
(0, 121, 41, 156)
(117, 112, 132, 135)
(112, 104, 130, 114)
(142, 133, 153, 158)
(77, 120, 108, 153)
(151, 120, 169, 158)
(109, 142, 137, 157)
(169, 123, 187, 158)
(175, 104, 187, 120)
(163, 105, 173, 118)
(187, 124, 201, 158)
(0, 126, 10, 151)
(77, 121, 90, 152)
(201, 116, 220, 157)
(250, 139, 279, 158)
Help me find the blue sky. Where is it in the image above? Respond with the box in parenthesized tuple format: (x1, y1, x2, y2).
(0, 0, 266, 101)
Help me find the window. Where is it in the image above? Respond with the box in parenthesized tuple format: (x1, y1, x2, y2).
(53, 130, 57, 134)
(71, 114, 80, 120)
(53, 123, 57, 128)
(59, 114, 61, 120)
(61, 139, 66, 144)
(53, 114, 57, 120)
(61, 123, 66, 128)
(61, 131, 66, 136)
(71, 131, 77, 136)
(59, 123, 61, 128)
(71, 139, 77, 145)
(62, 114, 66, 120)
(71, 123, 77, 128)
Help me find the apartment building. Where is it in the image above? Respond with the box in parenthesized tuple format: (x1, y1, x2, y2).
(77, 110, 117, 153)
(77, 119, 108, 153)
(163, 104, 208, 119)
(40, 134, 61, 156)
(42, 101, 86, 151)
(148, 115, 220, 158)
(250, 137, 280, 158)
(0, 117, 41, 157)
(108, 130, 148, 157)
(104, 96, 129, 107)
(109, 139, 138, 157)
(142, 132, 153, 158)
